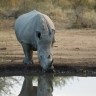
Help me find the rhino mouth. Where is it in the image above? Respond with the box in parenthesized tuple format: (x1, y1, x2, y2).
(39, 57, 54, 72)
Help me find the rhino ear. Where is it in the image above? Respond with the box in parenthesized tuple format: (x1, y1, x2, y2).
(49, 29, 55, 36)
(36, 31, 41, 39)
(52, 29, 55, 34)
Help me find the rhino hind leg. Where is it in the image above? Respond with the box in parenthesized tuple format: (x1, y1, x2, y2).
(21, 43, 33, 64)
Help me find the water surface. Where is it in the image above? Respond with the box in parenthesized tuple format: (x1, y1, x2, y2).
(0, 74, 96, 96)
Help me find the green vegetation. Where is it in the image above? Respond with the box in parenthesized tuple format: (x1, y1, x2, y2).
(0, 76, 20, 96)
(0, 0, 96, 28)
(0, 76, 72, 96)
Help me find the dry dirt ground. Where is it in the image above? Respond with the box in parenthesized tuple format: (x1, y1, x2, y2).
(0, 27, 96, 67)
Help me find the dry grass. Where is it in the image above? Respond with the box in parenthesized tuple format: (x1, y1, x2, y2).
(0, 0, 96, 28)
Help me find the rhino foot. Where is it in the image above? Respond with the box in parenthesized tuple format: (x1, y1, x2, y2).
(23, 58, 33, 64)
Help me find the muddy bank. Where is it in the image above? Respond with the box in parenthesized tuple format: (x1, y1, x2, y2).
(0, 63, 96, 76)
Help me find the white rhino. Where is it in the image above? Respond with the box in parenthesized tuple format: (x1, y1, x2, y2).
(18, 74, 53, 96)
(18, 76, 37, 96)
(15, 10, 55, 72)
(37, 74, 53, 96)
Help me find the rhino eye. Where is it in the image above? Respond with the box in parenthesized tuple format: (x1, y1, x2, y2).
(37, 32, 41, 39)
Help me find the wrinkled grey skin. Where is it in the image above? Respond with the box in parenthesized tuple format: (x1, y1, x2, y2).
(15, 10, 55, 71)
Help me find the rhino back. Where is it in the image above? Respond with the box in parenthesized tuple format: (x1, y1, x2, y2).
(42, 14, 55, 30)
(15, 10, 40, 43)
(15, 10, 55, 44)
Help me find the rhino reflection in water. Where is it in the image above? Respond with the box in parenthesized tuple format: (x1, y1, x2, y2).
(18, 74, 53, 96)
(15, 10, 55, 72)
(37, 74, 53, 96)
(18, 76, 37, 96)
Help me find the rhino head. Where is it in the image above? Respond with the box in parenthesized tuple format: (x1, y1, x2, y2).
(36, 20, 55, 72)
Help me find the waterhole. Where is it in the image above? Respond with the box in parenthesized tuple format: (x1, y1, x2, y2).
(0, 74, 96, 96)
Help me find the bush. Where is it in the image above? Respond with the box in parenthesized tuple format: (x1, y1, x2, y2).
(0, 0, 96, 28)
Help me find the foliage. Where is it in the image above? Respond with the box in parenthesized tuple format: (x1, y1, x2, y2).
(53, 76, 73, 87)
(0, 76, 21, 96)
(0, 0, 96, 28)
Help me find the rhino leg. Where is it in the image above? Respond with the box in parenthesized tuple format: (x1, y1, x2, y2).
(21, 43, 33, 64)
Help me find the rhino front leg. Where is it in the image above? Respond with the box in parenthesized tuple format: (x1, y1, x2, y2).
(21, 43, 33, 64)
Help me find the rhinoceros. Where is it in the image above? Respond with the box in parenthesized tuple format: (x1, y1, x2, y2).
(15, 10, 55, 72)
(19, 74, 53, 96)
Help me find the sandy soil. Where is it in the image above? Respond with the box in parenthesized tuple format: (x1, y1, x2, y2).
(0, 27, 96, 67)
